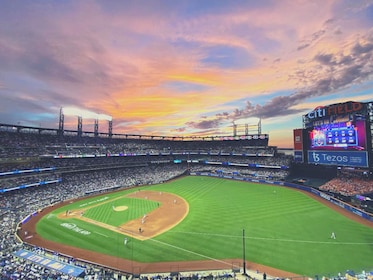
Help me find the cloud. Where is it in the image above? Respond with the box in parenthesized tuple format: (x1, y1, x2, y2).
(185, 30, 373, 130)
(314, 53, 335, 65)
(186, 118, 222, 130)
(0, 94, 57, 127)
(297, 29, 326, 51)
(0, 1, 372, 144)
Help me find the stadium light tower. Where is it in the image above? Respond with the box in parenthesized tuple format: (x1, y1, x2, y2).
(258, 118, 262, 134)
(77, 116, 83, 137)
(63, 107, 112, 137)
(96, 113, 112, 138)
(234, 117, 261, 136)
(108, 120, 113, 138)
(58, 107, 64, 137)
(94, 119, 99, 137)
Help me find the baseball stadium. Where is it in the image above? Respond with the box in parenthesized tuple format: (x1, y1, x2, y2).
(1, 100, 373, 280)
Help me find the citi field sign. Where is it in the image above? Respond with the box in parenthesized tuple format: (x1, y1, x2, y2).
(306, 101, 364, 120)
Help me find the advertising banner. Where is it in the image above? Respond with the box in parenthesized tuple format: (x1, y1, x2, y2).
(294, 150, 303, 162)
(293, 128, 304, 150)
(13, 249, 85, 277)
(307, 150, 368, 167)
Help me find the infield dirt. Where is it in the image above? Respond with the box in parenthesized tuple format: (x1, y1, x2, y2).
(56, 191, 188, 240)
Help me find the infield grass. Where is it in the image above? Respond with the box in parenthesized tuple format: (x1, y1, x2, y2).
(36, 176, 373, 276)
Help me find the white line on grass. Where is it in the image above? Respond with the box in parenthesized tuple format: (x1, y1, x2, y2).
(147, 238, 234, 267)
(169, 231, 373, 245)
(245, 236, 373, 245)
(95, 232, 108, 237)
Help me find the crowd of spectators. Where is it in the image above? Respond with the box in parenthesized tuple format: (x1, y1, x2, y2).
(189, 165, 289, 181)
(139, 270, 237, 280)
(0, 129, 271, 159)
(0, 153, 291, 174)
(0, 164, 291, 194)
(319, 177, 373, 197)
(318, 167, 373, 197)
(0, 172, 60, 190)
(0, 130, 293, 194)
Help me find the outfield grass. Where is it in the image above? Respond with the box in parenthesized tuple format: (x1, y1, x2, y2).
(36, 176, 373, 276)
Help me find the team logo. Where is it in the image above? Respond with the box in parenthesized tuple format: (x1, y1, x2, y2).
(60, 223, 91, 235)
(312, 152, 320, 162)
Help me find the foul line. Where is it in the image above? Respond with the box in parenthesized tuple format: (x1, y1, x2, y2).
(168, 231, 373, 245)
(147, 238, 238, 268)
(95, 232, 109, 237)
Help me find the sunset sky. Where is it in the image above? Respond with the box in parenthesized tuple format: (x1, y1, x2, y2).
(0, 0, 372, 148)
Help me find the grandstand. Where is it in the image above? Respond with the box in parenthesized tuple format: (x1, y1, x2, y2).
(0, 121, 372, 279)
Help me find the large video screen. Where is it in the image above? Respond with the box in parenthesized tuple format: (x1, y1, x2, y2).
(308, 120, 367, 151)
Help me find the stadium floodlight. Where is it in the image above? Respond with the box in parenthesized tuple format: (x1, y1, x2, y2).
(97, 114, 112, 121)
(63, 107, 112, 121)
(234, 117, 260, 125)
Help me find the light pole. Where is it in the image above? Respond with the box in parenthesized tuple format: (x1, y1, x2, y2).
(131, 238, 134, 275)
(242, 229, 247, 276)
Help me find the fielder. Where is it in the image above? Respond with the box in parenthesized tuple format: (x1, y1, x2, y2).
(331, 232, 336, 239)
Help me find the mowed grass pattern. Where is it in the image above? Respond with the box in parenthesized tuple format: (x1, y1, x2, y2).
(84, 197, 159, 226)
(36, 176, 373, 276)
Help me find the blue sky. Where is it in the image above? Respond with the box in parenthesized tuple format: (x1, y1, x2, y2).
(0, 0, 372, 147)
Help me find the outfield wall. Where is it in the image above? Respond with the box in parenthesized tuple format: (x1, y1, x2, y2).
(190, 172, 373, 222)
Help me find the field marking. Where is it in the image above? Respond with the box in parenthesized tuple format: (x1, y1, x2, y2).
(95, 231, 109, 237)
(169, 231, 373, 245)
(147, 238, 237, 268)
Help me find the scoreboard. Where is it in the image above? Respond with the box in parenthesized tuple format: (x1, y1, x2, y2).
(294, 101, 372, 168)
(308, 120, 366, 151)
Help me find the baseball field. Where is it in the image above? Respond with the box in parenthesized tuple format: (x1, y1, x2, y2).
(30, 176, 373, 277)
